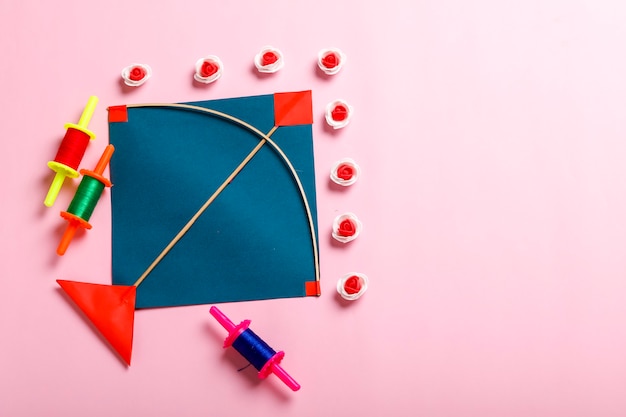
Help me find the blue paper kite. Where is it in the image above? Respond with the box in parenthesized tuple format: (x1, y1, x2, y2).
(109, 91, 321, 308)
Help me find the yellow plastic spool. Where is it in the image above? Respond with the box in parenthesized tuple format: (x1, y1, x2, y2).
(44, 96, 98, 207)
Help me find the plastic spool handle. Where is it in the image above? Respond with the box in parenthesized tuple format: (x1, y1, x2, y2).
(272, 364, 301, 391)
(57, 221, 79, 255)
(210, 306, 237, 334)
(92, 144, 114, 175)
(78, 96, 98, 130)
(44, 173, 66, 207)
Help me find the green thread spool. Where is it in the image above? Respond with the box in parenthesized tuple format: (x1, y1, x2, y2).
(57, 145, 114, 256)
(67, 175, 105, 221)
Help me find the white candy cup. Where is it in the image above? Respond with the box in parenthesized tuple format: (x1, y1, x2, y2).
(317, 48, 346, 75)
(121, 63, 152, 87)
(330, 158, 361, 186)
(325, 99, 353, 129)
(194, 56, 223, 84)
(332, 212, 362, 243)
(254, 46, 284, 73)
(337, 272, 369, 300)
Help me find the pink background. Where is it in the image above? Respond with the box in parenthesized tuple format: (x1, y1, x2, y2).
(2, 0, 626, 415)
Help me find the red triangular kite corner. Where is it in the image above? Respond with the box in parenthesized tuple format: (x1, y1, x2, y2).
(273, 91, 313, 127)
(57, 280, 136, 366)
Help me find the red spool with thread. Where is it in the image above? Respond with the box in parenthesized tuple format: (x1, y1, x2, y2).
(44, 96, 98, 207)
(53, 128, 91, 170)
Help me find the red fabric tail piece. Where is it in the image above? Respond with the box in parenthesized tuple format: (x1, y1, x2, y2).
(57, 280, 136, 366)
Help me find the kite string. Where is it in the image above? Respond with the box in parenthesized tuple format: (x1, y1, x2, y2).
(132, 126, 278, 288)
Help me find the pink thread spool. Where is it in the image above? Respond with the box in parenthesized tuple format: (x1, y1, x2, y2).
(209, 306, 300, 391)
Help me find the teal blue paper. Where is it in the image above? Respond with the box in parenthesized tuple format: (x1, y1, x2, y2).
(109, 93, 319, 308)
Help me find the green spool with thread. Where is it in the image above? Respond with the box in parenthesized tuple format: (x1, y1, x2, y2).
(57, 145, 114, 256)
(67, 175, 106, 221)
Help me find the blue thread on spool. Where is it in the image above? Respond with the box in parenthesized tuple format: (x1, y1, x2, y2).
(232, 329, 277, 371)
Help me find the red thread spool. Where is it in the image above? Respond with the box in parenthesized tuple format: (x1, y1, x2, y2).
(45, 96, 98, 207)
(53, 128, 90, 170)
